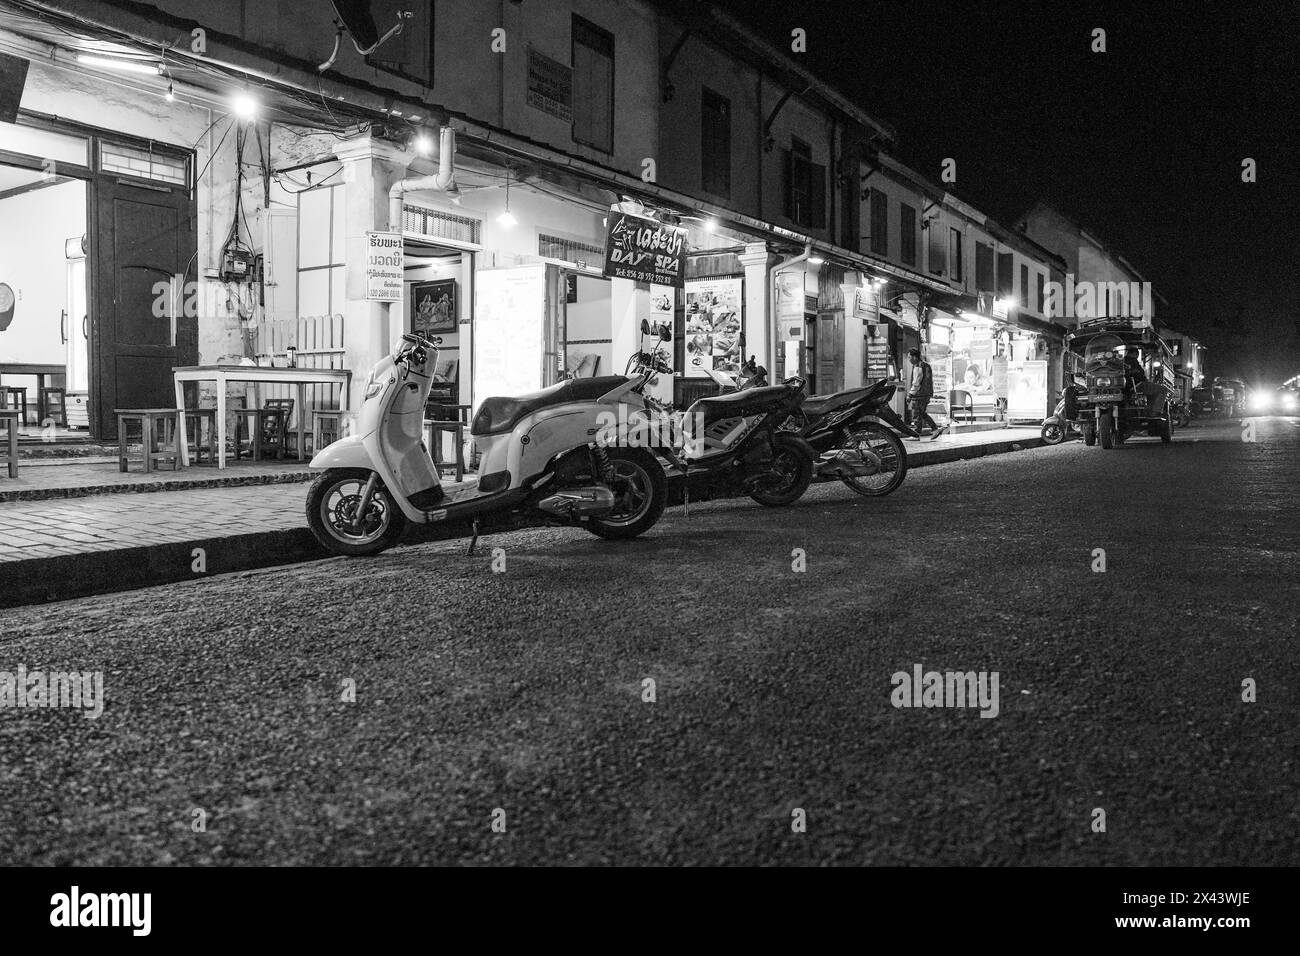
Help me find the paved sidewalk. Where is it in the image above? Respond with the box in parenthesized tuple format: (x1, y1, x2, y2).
(0, 456, 314, 502)
(0, 427, 1044, 606)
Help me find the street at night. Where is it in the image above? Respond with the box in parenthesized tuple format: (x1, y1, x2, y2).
(3, 419, 1295, 866)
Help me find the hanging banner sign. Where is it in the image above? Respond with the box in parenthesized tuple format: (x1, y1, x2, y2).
(602, 210, 686, 287)
(365, 231, 404, 301)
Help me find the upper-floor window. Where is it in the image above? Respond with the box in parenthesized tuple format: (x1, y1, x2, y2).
(572, 15, 614, 153)
(927, 216, 946, 276)
(869, 189, 888, 257)
(784, 137, 825, 230)
(900, 202, 917, 266)
(975, 241, 994, 293)
(1037, 271, 1046, 314)
(701, 87, 730, 198)
(996, 251, 1014, 299)
(950, 228, 963, 283)
(1020, 264, 1030, 312)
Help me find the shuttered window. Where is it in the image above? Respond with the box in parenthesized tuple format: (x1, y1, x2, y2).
(950, 228, 963, 282)
(975, 242, 994, 293)
(900, 202, 917, 266)
(572, 16, 614, 153)
(928, 221, 946, 275)
(1037, 271, 1046, 314)
(1019, 264, 1029, 311)
(701, 87, 731, 198)
(996, 251, 1014, 298)
(783, 138, 825, 230)
(869, 189, 888, 256)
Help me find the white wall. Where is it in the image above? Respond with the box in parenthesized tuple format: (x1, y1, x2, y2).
(564, 274, 613, 377)
(0, 178, 84, 365)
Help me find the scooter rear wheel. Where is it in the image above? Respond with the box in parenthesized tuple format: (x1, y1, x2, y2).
(307, 468, 408, 556)
(585, 448, 667, 540)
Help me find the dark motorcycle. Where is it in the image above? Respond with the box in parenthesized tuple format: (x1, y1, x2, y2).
(629, 338, 818, 507)
(720, 359, 914, 497)
(1041, 384, 1085, 444)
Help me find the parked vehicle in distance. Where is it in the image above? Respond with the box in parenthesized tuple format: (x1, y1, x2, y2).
(1213, 377, 1248, 418)
(1189, 385, 1217, 419)
(1066, 318, 1177, 448)
(1247, 384, 1299, 415)
(1041, 382, 1086, 444)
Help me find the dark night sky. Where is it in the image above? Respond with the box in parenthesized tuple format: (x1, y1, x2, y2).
(710, 0, 1300, 383)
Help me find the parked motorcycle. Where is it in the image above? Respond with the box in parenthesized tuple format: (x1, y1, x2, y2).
(306, 330, 667, 556)
(629, 337, 817, 507)
(1041, 384, 1085, 445)
(713, 359, 914, 497)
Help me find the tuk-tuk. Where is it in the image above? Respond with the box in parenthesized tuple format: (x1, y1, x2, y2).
(1065, 318, 1176, 448)
(1189, 384, 1217, 419)
(1213, 378, 1247, 418)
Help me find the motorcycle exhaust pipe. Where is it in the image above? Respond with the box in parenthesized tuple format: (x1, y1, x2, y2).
(815, 450, 883, 479)
(536, 486, 616, 519)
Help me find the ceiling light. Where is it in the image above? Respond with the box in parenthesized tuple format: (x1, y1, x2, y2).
(413, 131, 434, 156)
(77, 54, 163, 76)
(808, 255, 824, 265)
(497, 169, 517, 228)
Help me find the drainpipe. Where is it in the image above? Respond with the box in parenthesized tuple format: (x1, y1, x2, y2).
(385, 125, 459, 339)
(387, 125, 459, 231)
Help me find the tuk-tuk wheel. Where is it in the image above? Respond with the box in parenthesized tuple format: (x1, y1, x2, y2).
(1099, 412, 1115, 449)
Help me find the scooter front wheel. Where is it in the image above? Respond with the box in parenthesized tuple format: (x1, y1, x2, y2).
(307, 468, 408, 556)
(1041, 420, 1065, 445)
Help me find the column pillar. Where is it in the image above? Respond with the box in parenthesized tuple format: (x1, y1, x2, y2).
(738, 243, 775, 372)
(335, 136, 412, 414)
(841, 273, 864, 389)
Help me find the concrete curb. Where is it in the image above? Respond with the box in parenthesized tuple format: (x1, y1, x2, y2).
(0, 435, 1046, 608)
(0, 469, 315, 503)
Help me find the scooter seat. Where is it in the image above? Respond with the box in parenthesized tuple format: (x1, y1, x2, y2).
(802, 380, 893, 418)
(471, 375, 631, 436)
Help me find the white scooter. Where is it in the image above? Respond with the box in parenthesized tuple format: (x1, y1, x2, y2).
(306, 329, 668, 556)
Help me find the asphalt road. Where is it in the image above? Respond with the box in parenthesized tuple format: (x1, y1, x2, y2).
(2, 418, 1296, 866)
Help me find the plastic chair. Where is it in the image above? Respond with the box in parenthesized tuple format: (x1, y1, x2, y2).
(949, 389, 974, 422)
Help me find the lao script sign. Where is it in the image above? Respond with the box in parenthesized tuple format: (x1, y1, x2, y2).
(602, 210, 685, 287)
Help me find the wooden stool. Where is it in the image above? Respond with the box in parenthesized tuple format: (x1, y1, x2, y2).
(115, 409, 183, 473)
(184, 408, 218, 464)
(3, 387, 29, 425)
(1, 409, 18, 478)
(311, 409, 343, 454)
(40, 386, 68, 427)
(423, 417, 466, 482)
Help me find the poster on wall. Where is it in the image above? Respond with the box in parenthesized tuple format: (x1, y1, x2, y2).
(602, 210, 686, 287)
(923, 342, 950, 423)
(683, 277, 743, 378)
(411, 279, 456, 334)
(364, 231, 403, 301)
(865, 322, 891, 382)
(952, 337, 997, 400)
(474, 266, 545, 414)
(1006, 359, 1048, 420)
(776, 272, 804, 342)
(646, 284, 675, 404)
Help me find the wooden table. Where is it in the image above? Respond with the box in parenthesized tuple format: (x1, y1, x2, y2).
(172, 365, 352, 469)
(0, 363, 66, 424)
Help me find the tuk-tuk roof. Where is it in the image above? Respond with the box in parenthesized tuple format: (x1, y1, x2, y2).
(1066, 319, 1173, 359)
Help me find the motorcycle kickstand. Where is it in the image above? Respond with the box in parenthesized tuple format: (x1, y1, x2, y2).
(466, 518, 480, 556)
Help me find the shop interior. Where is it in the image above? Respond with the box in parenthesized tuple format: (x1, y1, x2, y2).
(0, 157, 87, 435)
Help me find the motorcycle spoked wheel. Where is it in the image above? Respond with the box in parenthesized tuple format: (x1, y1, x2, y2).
(1041, 421, 1065, 445)
(840, 424, 908, 496)
(748, 433, 814, 507)
(584, 447, 667, 540)
(307, 468, 408, 556)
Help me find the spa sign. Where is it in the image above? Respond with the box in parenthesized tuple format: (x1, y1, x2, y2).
(602, 211, 685, 288)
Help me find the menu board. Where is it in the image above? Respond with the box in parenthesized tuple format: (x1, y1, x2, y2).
(603, 210, 686, 287)
(992, 356, 1009, 399)
(683, 277, 743, 378)
(923, 342, 950, 423)
(1006, 360, 1048, 420)
(473, 265, 545, 415)
(865, 322, 891, 381)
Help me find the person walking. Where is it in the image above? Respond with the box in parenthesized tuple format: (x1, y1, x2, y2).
(906, 348, 947, 440)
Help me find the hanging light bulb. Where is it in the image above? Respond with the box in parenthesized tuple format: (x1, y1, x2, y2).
(165, 79, 175, 102)
(496, 169, 517, 227)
